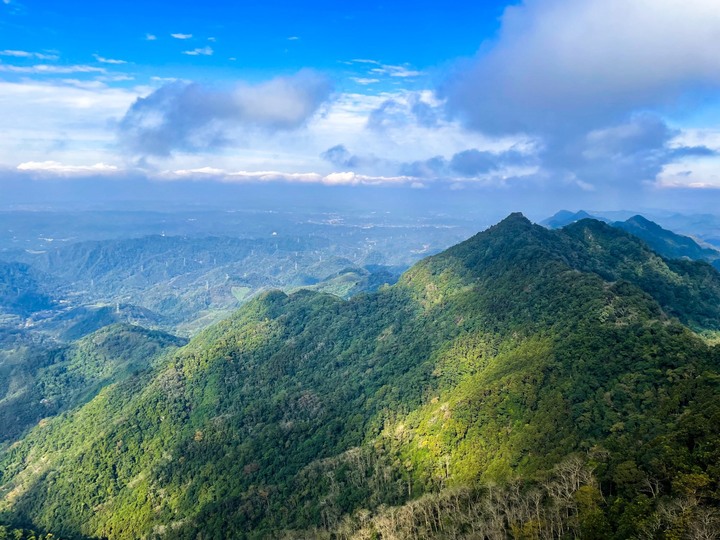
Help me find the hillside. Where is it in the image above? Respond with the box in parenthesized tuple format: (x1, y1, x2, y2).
(0, 214, 718, 539)
(543, 210, 720, 269)
(0, 324, 186, 446)
(0, 262, 57, 319)
(615, 215, 720, 266)
(3, 232, 426, 337)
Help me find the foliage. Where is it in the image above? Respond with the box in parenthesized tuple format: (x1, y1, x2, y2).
(0, 324, 185, 446)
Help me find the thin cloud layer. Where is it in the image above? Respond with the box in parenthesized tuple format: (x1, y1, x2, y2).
(118, 71, 333, 157)
(0, 49, 58, 60)
(183, 46, 213, 56)
(321, 144, 536, 181)
(17, 161, 119, 174)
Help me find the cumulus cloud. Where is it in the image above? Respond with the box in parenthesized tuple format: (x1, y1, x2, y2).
(171, 33, 193, 39)
(320, 144, 395, 173)
(367, 92, 442, 130)
(440, 0, 720, 191)
(444, 0, 720, 134)
(542, 113, 716, 189)
(118, 70, 333, 156)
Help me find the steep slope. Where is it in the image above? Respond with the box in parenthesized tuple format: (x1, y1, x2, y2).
(614, 214, 720, 264)
(0, 214, 718, 539)
(562, 219, 720, 332)
(0, 262, 56, 319)
(544, 211, 720, 267)
(0, 324, 186, 446)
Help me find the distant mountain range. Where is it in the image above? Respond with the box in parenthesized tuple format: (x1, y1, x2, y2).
(543, 209, 720, 269)
(1, 213, 718, 539)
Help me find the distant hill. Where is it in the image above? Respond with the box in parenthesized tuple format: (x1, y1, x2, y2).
(540, 209, 609, 228)
(1, 214, 718, 539)
(0, 323, 185, 445)
(0, 262, 56, 317)
(4, 235, 409, 335)
(544, 210, 720, 270)
(615, 214, 720, 265)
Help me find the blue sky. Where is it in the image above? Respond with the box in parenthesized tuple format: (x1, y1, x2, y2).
(2, 0, 720, 211)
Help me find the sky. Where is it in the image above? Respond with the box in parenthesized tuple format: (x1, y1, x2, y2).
(2, 0, 720, 213)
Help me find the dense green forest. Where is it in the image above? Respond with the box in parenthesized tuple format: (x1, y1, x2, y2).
(0, 324, 186, 446)
(0, 214, 718, 538)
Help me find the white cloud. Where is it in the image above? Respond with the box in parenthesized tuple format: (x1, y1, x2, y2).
(118, 71, 333, 156)
(370, 64, 423, 78)
(287, 36, 300, 41)
(151, 76, 180, 82)
(59, 79, 108, 90)
(445, 0, 720, 134)
(171, 33, 193, 40)
(0, 64, 106, 74)
(17, 161, 119, 174)
(93, 54, 127, 65)
(350, 77, 380, 85)
(0, 80, 143, 166)
(439, 0, 720, 194)
(345, 59, 423, 78)
(163, 167, 414, 186)
(97, 74, 135, 82)
(183, 46, 213, 56)
(146, 33, 157, 41)
(0, 49, 58, 60)
(349, 59, 381, 65)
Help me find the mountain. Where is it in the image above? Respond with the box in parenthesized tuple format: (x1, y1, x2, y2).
(0, 214, 718, 539)
(541, 209, 608, 229)
(545, 211, 720, 269)
(0, 262, 57, 319)
(0, 323, 186, 446)
(615, 214, 720, 265)
(4, 234, 411, 336)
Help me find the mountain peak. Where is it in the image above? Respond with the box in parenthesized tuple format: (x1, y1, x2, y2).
(494, 212, 532, 228)
(625, 214, 657, 227)
(541, 209, 607, 229)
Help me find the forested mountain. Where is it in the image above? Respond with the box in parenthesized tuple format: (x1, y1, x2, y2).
(0, 324, 186, 446)
(545, 210, 720, 269)
(0, 262, 56, 319)
(0, 210, 466, 337)
(614, 215, 720, 266)
(0, 214, 718, 539)
(541, 210, 609, 229)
